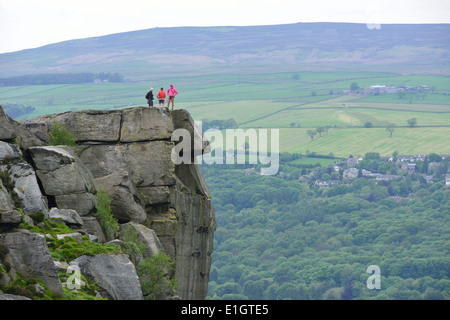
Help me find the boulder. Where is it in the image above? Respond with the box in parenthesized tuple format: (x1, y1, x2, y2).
(81, 216, 106, 243)
(94, 171, 147, 223)
(168, 177, 216, 300)
(57, 232, 83, 244)
(9, 163, 49, 215)
(175, 163, 211, 197)
(78, 141, 175, 187)
(13, 122, 47, 151)
(23, 110, 122, 143)
(0, 210, 22, 232)
(28, 146, 98, 217)
(0, 106, 17, 142)
(172, 109, 211, 156)
(28, 146, 96, 196)
(0, 290, 32, 300)
(54, 192, 97, 216)
(120, 107, 174, 142)
(1, 105, 45, 149)
(119, 221, 163, 259)
(0, 231, 64, 296)
(70, 254, 143, 300)
(49, 208, 84, 227)
(139, 186, 171, 205)
(20, 121, 50, 144)
(78, 141, 176, 222)
(0, 179, 13, 212)
(0, 141, 22, 162)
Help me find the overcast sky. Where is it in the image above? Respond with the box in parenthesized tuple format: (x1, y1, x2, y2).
(0, 0, 449, 54)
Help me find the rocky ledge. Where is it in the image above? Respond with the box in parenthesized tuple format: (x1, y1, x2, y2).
(0, 106, 215, 300)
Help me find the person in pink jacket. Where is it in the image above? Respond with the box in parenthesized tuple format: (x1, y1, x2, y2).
(167, 84, 178, 110)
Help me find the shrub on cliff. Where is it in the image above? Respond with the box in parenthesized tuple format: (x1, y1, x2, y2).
(137, 251, 177, 300)
(48, 120, 76, 146)
(95, 190, 119, 241)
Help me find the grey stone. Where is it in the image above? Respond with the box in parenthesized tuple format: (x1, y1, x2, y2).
(78, 141, 175, 187)
(0, 141, 22, 162)
(49, 208, 84, 226)
(54, 192, 97, 216)
(120, 107, 174, 142)
(0, 179, 13, 212)
(119, 221, 163, 259)
(0, 231, 64, 296)
(0, 290, 31, 300)
(57, 232, 83, 244)
(81, 216, 106, 243)
(0, 210, 23, 231)
(33, 283, 45, 297)
(21, 121, 50, 144)
(23, 109, 122, 143)
(53, 260, 69, 273)
(175, 163, 211, 197)
(70, 254, 143, 300)
(9, 163, 49, 215)
(169, 177, 216, 300)
(88, 234, 98, 242)
(28, 145, 97, 196)
(16, 107, 216, 300)
(23, 214, 34, 226)
(94, 171, 147, 223)
(78, 141, 176, 223)
(138, 186, 171, 205)
(172, 109, 211, 156)
(0, 106, 17, 141)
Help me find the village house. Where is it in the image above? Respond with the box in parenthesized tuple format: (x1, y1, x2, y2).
(315, 180, 341, 188)
(346, 157, 362, 167)
(362, 84, 429, 95)
(428, 162, 441, 171)
(445, 174, 450, 186)
(407, 163, 416, 174)
(398, 163, 416, 173)
(375, 174, 401, 181)
(398, 155, 416, 162)
(343, 168, 359, 179)
(389, 195, 411, 202)
(416, 155, 427, 162)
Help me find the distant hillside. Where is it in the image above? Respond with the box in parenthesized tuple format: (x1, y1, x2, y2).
(1, 23, 449, 78)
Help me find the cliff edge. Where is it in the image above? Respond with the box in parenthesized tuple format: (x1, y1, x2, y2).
(0, 106, 215, 300)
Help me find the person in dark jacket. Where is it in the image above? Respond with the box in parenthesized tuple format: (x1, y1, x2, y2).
(145, 88, 154, 107)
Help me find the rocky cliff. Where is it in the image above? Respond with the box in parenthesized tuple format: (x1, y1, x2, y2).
(0, 106, 215, 300)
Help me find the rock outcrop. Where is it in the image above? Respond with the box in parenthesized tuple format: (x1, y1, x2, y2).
(0, 231, 64, 296)
(0, 105, 215, 300)
(70, 254, 143, 300)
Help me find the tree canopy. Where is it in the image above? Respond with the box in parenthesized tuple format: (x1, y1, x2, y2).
(202, 152, 450, 300)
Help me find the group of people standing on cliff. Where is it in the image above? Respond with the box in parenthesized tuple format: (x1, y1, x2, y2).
(145, 84, 178, 110)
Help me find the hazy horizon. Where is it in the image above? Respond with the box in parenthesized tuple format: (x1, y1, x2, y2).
(1, 0, 449, 54)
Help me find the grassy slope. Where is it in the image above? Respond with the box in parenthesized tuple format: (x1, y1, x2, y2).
(1, 23, 449, 78)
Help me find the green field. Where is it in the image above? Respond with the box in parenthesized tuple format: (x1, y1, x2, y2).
(278, 127, 450, 158)
(287, 157, 339, 166)
(1, 71, 449, 157)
